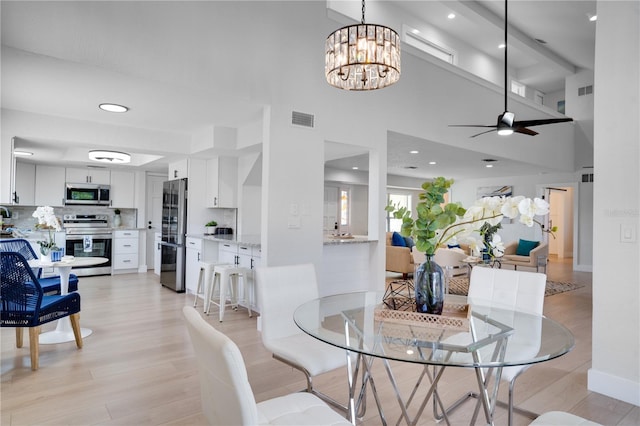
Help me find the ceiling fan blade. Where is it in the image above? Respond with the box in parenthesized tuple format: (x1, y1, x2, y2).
(514, 127, 538, 136)
(513, 117, 574, 128)
(470, 128, 498, 138)
(449, 124, 497, 128)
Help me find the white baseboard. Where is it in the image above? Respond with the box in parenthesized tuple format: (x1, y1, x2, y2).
(588, 368, 640, 406)
(573, 264, 592, 272)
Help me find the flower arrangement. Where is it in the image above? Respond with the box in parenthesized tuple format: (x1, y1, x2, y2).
(32, 206, 61, 255)
(387, 177, 555, 259)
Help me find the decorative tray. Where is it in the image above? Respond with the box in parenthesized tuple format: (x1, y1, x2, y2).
(374, 301, 471, 332)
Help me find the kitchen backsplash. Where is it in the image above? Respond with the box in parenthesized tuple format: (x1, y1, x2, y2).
(1, 205, 137, 231)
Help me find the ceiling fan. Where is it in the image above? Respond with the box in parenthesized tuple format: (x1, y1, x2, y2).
(449, 0, 573, 138)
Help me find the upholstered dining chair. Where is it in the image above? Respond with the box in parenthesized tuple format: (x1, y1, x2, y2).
(1, 251, 83, 370)
(0, 238, 79, 294)
(182, 306, 351, 426)
(468, 266, 547, 426)
(254, 263, 349, 413)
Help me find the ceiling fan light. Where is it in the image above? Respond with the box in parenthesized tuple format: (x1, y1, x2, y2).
(89, 150, 131, 163)
(497, 128, 514, 136)
(99, 103, 129, 113)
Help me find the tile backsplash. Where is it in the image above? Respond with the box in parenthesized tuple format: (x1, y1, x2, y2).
(1, 205, 137, 230)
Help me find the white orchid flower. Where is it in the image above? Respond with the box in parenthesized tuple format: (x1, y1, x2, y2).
(519, 214, 534, 227)
(490, 234, 505, 257)
(501, 195, 524, 218)
(532, 197, 550, 216)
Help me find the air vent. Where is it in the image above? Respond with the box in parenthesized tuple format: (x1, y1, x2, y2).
(291, 111, 314, 128)
(404, 166, 417, 169)
(582, 173, 594, 183)
(578, 85, 593, 96)
(482, 158, 497, 163)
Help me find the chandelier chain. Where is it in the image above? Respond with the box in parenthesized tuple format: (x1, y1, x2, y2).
(361, 0, 365, 24)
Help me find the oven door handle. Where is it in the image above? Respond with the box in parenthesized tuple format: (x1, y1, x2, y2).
(66, 234, 113, 240)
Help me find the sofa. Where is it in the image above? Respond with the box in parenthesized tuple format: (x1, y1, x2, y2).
(385, 232, 416, 278)
(500, 239, 549, 272)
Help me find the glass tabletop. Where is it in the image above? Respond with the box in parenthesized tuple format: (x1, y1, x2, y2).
(294, 291, 575, 369)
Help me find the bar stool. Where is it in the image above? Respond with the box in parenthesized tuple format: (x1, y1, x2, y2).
(193, 261, 230, 312)
(206, 264, 251, 322)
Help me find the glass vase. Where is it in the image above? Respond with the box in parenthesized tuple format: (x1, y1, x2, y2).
(414, 255, 445, 315)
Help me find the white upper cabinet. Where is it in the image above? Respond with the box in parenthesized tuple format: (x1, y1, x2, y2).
(66, 167, 110, 184)
(168, 159, 188, 180)
(35, 165, 66, 206)
(14, 161, 35, 205)
(110, 170, 135, 208)
(206, 157, 237, 208)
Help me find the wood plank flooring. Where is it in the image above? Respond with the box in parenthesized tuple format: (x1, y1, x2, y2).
(2, 258, 638, 425)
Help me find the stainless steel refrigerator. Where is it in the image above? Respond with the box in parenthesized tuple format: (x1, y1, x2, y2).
(160, 178, 187, 292)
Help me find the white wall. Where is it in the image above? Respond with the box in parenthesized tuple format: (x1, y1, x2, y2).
(588, 1, 640, 406)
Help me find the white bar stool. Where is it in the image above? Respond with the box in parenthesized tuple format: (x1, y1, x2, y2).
(193, 261, 230, 312)
(206, 264, 251, 322)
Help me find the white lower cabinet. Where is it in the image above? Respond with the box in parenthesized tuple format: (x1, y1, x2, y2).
(154, 232, 162, 275)
(113, 230, 139, 273)
(217, 242, 261, 312)
(185, 237, 203, 295)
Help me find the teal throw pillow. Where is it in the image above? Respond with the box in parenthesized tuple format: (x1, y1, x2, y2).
(391, 232, 407, 247)
(516, 239, 540, 256)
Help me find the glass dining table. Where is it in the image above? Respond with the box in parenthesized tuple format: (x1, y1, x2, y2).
(294, 291, 575, 426)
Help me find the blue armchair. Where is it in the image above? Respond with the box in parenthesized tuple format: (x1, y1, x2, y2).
(0, 238, 79, 293)
(1, 252, 83, 370)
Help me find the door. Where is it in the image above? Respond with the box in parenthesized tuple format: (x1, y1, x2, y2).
(146, 174, 166, 269)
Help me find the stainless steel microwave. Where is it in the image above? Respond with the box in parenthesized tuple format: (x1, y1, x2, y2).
(64, 183, 111, 206)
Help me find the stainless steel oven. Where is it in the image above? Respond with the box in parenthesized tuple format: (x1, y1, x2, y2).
(63, 214, 112, 276)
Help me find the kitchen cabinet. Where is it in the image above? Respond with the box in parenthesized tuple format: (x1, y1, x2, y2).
(113, 230, 139, 273)
(14, 161, 35, 205)
(110, 170, 135, 208)
(185, 237, 203, 295)
(168, 159, 188, 180)
(218, 242, 261, 312)
(35, 165, 66, 206)
(66, 167, 110, 184)
(153, 232, 162, 275)
(206, 157, 237, 208)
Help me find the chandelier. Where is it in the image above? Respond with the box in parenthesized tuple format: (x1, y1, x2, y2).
(325, 0, 401, 91)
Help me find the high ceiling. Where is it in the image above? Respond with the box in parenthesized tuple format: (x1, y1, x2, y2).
(1, 1, 595, 180)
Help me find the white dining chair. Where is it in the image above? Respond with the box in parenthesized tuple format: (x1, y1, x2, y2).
(182, 306, 351, 426)
(254, 263, 349, 413)
(467, 266, 547, 426)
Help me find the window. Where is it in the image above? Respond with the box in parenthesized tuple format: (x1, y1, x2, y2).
(340, 189, 349, 226)
(511, 80, 526, 97)
(387, 193, 411, 232)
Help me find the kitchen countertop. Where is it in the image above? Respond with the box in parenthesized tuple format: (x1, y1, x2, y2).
(323, 235, 377, 245)
(186, 233, 261, 248)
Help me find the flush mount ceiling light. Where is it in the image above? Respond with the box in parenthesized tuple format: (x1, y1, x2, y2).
(89, 150, 131, 164)
(325, 0, 401, 90)
(99, 103, 129, 113)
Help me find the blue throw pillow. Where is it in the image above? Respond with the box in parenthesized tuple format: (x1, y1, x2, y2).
(404, 236, 414, 248)
(391, 232, 407, 247)
(516, 239, 539, 256)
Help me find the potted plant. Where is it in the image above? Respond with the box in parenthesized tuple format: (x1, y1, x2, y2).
(205, 220, 217, 235)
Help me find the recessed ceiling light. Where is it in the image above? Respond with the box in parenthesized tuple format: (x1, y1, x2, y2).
(352, 166, 359, 170)
(14, 150, 33, 156)
(429, 161, 436, 165)
(447, 13, 455, 19)
(498, 43, 506, 49)
(410, 150, 419, 154)
(486, 164, 494, 168)
(99, 103, 129, 113)
(89, 150, 131, 163)
(588, 14, 597, 22)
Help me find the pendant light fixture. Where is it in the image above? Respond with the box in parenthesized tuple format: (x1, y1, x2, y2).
(325, 0, 401, 90)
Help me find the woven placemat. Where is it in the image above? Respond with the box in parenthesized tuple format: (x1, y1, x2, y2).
(447, 276, 585, 297)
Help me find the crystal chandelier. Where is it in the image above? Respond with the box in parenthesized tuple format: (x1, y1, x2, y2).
(325, 0, 401, 91)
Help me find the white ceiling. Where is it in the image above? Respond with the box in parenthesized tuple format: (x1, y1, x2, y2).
(1, 1, 595, 180)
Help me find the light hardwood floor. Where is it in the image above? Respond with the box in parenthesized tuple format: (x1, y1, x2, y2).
(2, 258, 638, 425)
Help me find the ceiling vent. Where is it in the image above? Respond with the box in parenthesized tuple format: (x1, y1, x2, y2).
(291, 111, 314, 128)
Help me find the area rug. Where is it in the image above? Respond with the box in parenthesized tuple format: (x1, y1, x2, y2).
(448, 276, 585, 297)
